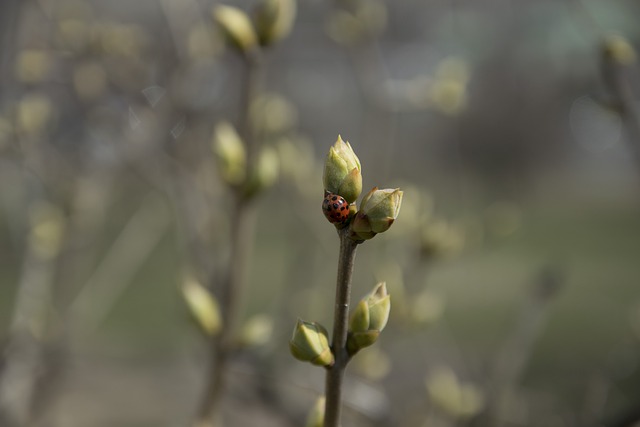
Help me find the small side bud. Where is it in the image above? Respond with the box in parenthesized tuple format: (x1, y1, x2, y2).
(213, 5, 258, 54)
(347, 330, 380, 356)
(349, 300, 370, 333)
(347, 282, 391, 355)
(212, 121, 246, 186)
(181, 277, 222, 336)
(289, 319, 334, 367)
(304, 396, 326, 427)
(602, 33, 637, 66)
(243, 146, 280, 197)
(323, 135, 362, 203)
(253, 0, 296, 47)
(350, 187, 403, 241)
(367, 282, 391, 331)
(239, 314, 274, 347)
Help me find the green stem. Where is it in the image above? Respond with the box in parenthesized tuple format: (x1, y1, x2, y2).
(324, 229, 359, 427)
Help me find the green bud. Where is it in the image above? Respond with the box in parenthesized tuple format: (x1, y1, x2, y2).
(213, 5, 258, 54)
(304, 396, 325, 427)
(349, 300, 370, 333)
(350, 187, 403, 240)
(323, 135, 362, 203)
(602, 33, 637, 66)
(253, 0, 296, 47)
(347, 282, 391, 355)
(366, 282, 391, 331)
(347, 330, 380, 355)
(181, 277, 222, 336)
(243, 146, 280, 197)
(212, 121, 246, 186)
(289, 319, 334, 367)
(239, 314, 274, 347)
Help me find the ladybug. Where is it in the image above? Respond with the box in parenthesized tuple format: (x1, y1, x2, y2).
(322, 192, 350, 224)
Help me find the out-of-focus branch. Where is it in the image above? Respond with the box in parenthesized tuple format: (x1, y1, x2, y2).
(68, 193, 171, 335)
(476, 267, 564, 427)
(0, 200, 65, 427)
(195, 49, 264, 427)
(600, 39, 640, 171)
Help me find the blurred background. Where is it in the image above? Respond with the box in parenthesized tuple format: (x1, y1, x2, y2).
(1, 0, 640, 426)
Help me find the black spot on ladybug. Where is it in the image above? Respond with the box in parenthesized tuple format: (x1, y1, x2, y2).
(333, 203, 339, 209)
(332, 196, 338, 201)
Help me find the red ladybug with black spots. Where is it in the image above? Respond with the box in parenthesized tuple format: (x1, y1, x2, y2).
(322, 192, 350, 224)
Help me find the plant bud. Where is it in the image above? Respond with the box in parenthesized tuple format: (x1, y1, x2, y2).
(240, 314, 274, 347)
(289, 319, 334, 367)
(350, 187, 403, 240)
(349, 300, 370, 334)
(366, 282, 391, 331)
(253, 0, 296, 47)
(602, 33, 637, 66)
(347, 330, 380, 355)
(323, 135, 362, 203)
(243, 146, 280, 197)
(213, 5, 258, 54)
(212, 121, 246, 186)
(304, 396, 325, 427)
(181, 277, 222, 336)
(347, 282, 391, 355)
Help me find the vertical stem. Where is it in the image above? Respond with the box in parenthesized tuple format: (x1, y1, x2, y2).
(195, 50, 263, 427)
(196, 195, 256, 425)
(324, 229, 359, 427)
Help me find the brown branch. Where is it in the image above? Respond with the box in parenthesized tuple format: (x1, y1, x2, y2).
(324, 229, 359, 427)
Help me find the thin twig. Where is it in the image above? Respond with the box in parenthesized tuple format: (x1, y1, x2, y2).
(324, 228, 359, 427)
(195, 50, 264, 426)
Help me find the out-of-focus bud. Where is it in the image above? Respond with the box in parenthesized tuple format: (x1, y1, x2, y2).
(15, 50, 52, 84)
(347, 282, 391, 355)
(181, 277, 222, 336)
(243, 146, 280, 197)
(29, 202, 66, 260)
(325, 0, 386, 46)
(188, 24, 223, 60)
(410, 289, 445, 327)
(305, 396, 325, 427)
(323, 135, 362, 203)
(425, 367, 485, 419)
(250, 93, 298, 135)
(56, 19, 90, 52)
(289, 319, 334, 367)
(73, 62, 107, 101)
(602, 33, 637, 66)
(253, 0, 296, 47)
(352, 346, 392, 380)
(350, 187, 403, 241)
(419, 219, 464, 259)
(17, 93, 54, 136)
(0, 117, 13, 151)
(212, 121, 247, 186)
(240, 314, 274, 347)
(213, 5, 259, 54)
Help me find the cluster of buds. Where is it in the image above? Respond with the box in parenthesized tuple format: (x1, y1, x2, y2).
(288, 283, 391, 366)
(347, 283, 391, 355)
(213, 0, 296, 55)
(322, 135, 403, 241)
(212, 121, 279, 197)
